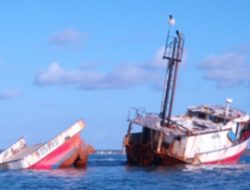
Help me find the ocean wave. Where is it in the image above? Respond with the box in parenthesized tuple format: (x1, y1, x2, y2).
(182, 163, 250, 172)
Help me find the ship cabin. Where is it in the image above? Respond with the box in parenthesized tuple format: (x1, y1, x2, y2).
(186, 105, 247, 123)
(173, 105, 250, 136)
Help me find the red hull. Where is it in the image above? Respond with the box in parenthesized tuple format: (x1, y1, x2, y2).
(202, 149, 245, 165)
(29, 133, 94, 170)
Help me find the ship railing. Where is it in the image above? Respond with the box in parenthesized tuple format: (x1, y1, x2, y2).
(162, 34, 184, 63)
(127, 107, 146, 122)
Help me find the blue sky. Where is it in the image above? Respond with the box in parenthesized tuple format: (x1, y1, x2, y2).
(0, 0, 250, 149)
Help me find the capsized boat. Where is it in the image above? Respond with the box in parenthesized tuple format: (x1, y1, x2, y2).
(123, 16, 250, 166)
(0, 120, 95, 169)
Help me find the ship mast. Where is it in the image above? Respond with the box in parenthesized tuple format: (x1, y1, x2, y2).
(160, 15, 184, 127)
(157, 15, 184, 152)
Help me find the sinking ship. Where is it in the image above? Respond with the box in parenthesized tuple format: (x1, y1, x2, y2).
(0, 120, 94, 169)
(123, 16, 250, 166)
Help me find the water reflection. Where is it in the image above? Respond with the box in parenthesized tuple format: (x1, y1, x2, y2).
(28, 168, 86, 178)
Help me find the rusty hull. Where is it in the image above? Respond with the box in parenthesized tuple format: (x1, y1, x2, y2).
(59, 140, 95, 169)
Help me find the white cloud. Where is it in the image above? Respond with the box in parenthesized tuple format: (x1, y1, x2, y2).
(34, 45, 188, 90)
(199, 52, 250, 87)
(49, 28, 83, 48)
(34, 46, 180, 90)
(151, 46, 166, 69)
(34, 62, 160, 90)
(0, 90, 21, 99)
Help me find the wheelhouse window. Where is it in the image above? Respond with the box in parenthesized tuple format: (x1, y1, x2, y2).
(187, 110, 207, 120)
(187, 109, 229, 124)
(208, 115, 228, 124)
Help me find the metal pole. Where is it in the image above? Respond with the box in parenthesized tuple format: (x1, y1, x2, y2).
(160, 25, 172, 113)
(161, 37, 177, 126)
(157, 37, 177, 153)
(167, 35, 184, 123)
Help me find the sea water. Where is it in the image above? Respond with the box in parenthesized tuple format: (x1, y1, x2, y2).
(0, 152, 250, 190)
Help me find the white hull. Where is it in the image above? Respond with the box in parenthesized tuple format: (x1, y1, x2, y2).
(168, 130, 249, 165)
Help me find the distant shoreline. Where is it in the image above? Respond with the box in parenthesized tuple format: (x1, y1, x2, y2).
(245, 149, 250, 155)
(95, 149, 250, 156)
(1, 149, 250, 155)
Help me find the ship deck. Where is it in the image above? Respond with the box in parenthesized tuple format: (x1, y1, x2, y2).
(3, 144, 43, 163)
(129, 105, 249, 136)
